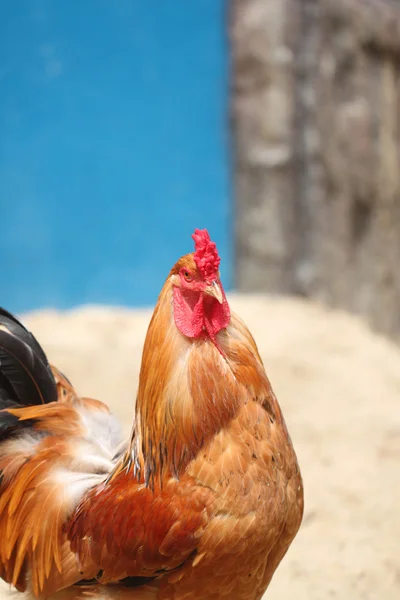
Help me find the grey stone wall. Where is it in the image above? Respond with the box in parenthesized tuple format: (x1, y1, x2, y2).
(231, 0, 400, 338)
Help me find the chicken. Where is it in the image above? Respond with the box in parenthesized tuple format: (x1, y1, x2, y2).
(0, 229, 303, 600)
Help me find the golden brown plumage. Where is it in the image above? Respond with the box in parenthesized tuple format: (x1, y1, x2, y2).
(0, 230, 303, 599)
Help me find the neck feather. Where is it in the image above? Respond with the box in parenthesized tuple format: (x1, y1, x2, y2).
(129, 279, 244, 486)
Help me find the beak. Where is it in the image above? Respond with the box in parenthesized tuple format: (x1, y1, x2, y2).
(203, 280, 224, 304)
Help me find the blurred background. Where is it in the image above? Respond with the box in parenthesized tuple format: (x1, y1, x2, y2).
(231, 0, 400, 342)
(0, 0, 231, 311)
(1, 1, 400, 599)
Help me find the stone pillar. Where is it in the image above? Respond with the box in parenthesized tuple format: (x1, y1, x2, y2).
(231, 0, 400, 338)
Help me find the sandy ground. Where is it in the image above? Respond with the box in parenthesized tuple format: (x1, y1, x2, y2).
(1, 294, 399, 599)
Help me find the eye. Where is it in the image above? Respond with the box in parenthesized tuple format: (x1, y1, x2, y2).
(182, 269, 193, 282)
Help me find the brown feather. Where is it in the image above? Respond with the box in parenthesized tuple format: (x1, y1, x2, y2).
(0, 398, 110, 596)
(68, 474, 213, 584)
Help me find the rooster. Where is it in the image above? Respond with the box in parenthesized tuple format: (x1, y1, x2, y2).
(0, 229, 303, 600)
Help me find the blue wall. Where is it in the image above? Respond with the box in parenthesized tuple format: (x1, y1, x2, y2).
(0, 0, 231, 311)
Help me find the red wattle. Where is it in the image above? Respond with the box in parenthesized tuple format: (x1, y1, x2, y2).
(173, 288, 204, 338)
(203, 295, 230, 338)
(173, 287, 230, 340)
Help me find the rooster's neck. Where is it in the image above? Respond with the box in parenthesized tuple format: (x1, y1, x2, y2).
(128, 284, 245, 487)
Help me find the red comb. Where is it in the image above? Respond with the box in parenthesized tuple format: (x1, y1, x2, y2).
(192, 229, 221, 280)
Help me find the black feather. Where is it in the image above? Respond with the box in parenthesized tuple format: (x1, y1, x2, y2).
(0, 307, 57, 409)
(75, 576, 157, 589)
(0, 308, 50, 365)
(0, 408, 37, 441)
(0, 384, 38, 441)
(0, 308, 57, 443)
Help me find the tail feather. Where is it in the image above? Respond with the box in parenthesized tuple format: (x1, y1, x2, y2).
(0, 308, 57, 407)
(0, 308, 57, 440)
(0, 308, 50, 365)
(0, 402, 32, 441)
(0, 310, 124, 596)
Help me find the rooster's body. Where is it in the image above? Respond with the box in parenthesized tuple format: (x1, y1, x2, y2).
(0, 230, 303, 600)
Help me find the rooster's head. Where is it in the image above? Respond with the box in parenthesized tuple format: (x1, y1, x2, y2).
(169, 229, 230, 341)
